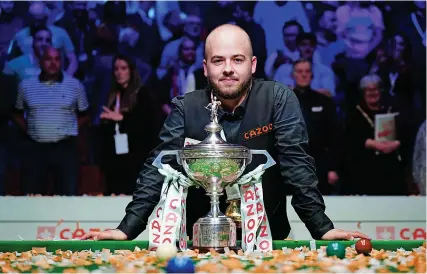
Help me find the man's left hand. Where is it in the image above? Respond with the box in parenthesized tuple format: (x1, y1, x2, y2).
(321, 229, 371, 240)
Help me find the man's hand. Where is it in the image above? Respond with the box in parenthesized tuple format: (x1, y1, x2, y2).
(100, 106, 123, 122)
(375, 140, 400, 154)
(80, 229, 128, 241)
(321, 229, 371, 240)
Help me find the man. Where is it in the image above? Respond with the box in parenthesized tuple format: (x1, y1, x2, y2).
(273, 32, 336, 97)
(13, 47, 89, 195)
(82, 24, 369, 241)
(4, 26, 52, 81)
(157, 15, 205, 80)
(8, 2, 77, 76)
(291, 59, 341, 195)
(157, 38, 206, 115)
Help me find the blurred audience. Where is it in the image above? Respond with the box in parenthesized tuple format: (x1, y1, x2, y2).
(273, 32, 336, 97)
(0, 1, 24, 71)
(8, 2, 77, 75)
(98, 55, 162, 195)
(0, 1, 424, 196)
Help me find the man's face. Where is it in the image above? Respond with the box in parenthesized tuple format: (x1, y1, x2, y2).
(319, 10, 337, 33)
(203, 33, 256, 100)
(184, 16, 202, 38)
(293, 61, 312, 88)
(283, 25, 300, 51)
(392, 35, 406, 60)
(180, 39, 196, 64)
(33, 30, 52, 57)
(298, 39, 316, 59)
(41, 48, 61, 76)
(0, 1, 14, 13)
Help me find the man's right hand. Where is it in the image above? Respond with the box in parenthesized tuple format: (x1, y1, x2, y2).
(80, 229, 128, 241)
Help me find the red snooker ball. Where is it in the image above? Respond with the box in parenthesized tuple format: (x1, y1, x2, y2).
(355, 239, 373, 255)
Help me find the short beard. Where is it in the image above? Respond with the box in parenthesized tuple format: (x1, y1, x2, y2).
(208, 76, 252, 100)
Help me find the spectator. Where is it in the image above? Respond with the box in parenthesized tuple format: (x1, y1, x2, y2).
(13, 47, 89, 195)
(55, 1, 97, 81)
(314, 4, 345, 67)
(341, 74, 407, 195)
(413, 121, 426, 196)
(126, 1, 162, 66)
(8, 2, 78, 76)
(157, 38, 206, 115)
(264, 20, 303, 79)
(336, 1, 384, 59)
(253, 1, 311, 56)
(98, 55, 163, 195)
(0, 1, 24, 71)
(291, 59, 342, 195)
(273, 32, 336, 97)
(394, 1, 426, 114)
(376, 33, 415, 109)
(3, 26, 52, 81)
(157, 15, 204, 80)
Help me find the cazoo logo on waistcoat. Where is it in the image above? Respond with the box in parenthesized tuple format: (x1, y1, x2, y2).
(243, 123, 273, 140)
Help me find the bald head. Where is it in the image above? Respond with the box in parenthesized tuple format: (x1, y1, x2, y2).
(29, 2, 48, 17)
(204, 24, 253, 60)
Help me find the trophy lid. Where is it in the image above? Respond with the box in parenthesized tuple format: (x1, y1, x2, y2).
(180, 96, 250, 159)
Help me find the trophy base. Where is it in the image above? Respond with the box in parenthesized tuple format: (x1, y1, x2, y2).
(192, 215, 237, 252)
(188, 245, 241, 254)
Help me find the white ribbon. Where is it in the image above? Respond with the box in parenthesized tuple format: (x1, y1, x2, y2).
(148, 164, 193, 251)
(234, 165, 273, 253)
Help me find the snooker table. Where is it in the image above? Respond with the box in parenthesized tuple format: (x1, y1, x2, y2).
(0, 240, 425, 273)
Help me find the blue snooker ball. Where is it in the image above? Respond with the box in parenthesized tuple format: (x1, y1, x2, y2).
(166, 256, 195, 273)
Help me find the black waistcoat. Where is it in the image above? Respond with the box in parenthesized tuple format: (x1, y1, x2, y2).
(183, 79, 290, 240)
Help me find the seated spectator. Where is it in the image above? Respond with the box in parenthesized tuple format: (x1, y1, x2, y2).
(55, 1, 98, 81)
(273, 32, 336, 97)
(314, 4, 345, 67)
(336, 1, 384, 59)
(156, 38, 206, 115)
(3, 26, 52, 81)
(8, 2, 78, 76)
(341, 74, 408, 195)
(253, 0, 311, 56)
(0, 1, 24, 71)
(291, 59, 342, 195)
(157, 15, 204, 80)
(98, 55, 163, 195)
(413, 121, 426, 196)
(264, 20, 303, 79)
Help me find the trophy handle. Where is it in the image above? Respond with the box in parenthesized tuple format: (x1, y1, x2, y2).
(152, 150, 180, 169)
(250, 150, 276, 170)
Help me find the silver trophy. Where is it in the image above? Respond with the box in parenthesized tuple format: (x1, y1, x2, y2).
(152, 96, 275, 252)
